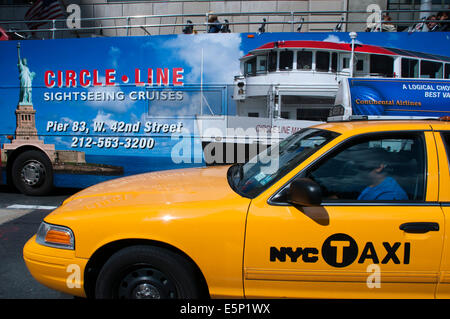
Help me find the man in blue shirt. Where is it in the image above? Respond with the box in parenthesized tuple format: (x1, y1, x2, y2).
(357, 155, 408, 201)
(207, 14, 222, 33)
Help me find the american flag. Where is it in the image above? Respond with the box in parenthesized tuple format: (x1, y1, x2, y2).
(25, 0, 65, 29)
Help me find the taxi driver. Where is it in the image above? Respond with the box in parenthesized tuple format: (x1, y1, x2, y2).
(357, 149, 408, 201)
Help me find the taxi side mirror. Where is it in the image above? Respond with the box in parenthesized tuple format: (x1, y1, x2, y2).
(287, 178, 322, 207)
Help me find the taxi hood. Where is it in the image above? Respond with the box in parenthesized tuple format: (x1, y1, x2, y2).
(59, 165, 246, 210)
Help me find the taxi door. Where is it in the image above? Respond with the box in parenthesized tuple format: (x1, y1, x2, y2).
(432, 125, 450, 298)
(244, 130, 444, 298)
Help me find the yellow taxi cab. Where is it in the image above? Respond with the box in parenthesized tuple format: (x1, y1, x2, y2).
(23, 120, 450, 299)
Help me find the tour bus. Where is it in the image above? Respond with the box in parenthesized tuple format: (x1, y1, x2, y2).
(0, 31, 449, 195)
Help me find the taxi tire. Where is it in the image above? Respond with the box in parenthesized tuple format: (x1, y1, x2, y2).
(11, 150, 53, 196)
(95, 245, 202, 299)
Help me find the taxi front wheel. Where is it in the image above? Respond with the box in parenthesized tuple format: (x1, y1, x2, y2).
(95, 245, 202, 299)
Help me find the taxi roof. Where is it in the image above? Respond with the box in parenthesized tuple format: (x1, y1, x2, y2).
(314, 120, 450, 135)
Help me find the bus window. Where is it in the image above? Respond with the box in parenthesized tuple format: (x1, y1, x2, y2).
(316, 51, 330, 72)
(356, 60, 364, 71)
(370, 55, 394, 77)
(256, 55, 267, 73)
(296, 106, 332, 121)
(279, 51, 293, 71)
(445, 63, 450, 79)
(420, 60, 443, 78)
(268, 51, 277, 72)
(331, 52, 337, 72)
(342, 57, 350, 70)
(297, 51, 312, 70)
(401, 58, 419, 78)
(281, 111, 290, 119)
(244, 57, 256, 76)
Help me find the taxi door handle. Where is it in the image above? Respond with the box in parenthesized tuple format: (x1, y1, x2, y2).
(399, 222, 439, 234)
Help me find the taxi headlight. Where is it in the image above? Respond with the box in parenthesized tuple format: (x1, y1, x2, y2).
(36, 222, 75, 250)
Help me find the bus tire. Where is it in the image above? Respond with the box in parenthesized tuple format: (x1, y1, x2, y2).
(95, 245, 202, 299)
(11, 150, 53, 196)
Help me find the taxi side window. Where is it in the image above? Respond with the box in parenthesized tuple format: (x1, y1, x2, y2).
(441, 133, 450, 169)
(304, 133, 426, 202)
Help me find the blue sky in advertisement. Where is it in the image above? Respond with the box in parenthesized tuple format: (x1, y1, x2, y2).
(0, 31, 449, 159)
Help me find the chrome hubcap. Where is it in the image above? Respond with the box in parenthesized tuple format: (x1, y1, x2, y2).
(21, 160, 45, 186)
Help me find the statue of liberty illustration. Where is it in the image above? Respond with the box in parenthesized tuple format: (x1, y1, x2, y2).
(17, 42, 35, 105)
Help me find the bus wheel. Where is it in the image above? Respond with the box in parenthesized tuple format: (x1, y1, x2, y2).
(95, 246, 202, 299)
(11, 150, 53, 196)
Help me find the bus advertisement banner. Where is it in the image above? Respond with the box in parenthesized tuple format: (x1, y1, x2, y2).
(348, 78, 450, 117)
(0, 31, 449, 192)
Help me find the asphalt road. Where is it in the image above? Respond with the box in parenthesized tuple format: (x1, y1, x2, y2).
(0, 185, 81, 299)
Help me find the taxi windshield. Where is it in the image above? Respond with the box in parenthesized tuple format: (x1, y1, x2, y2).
(228, 128, 339, 198)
